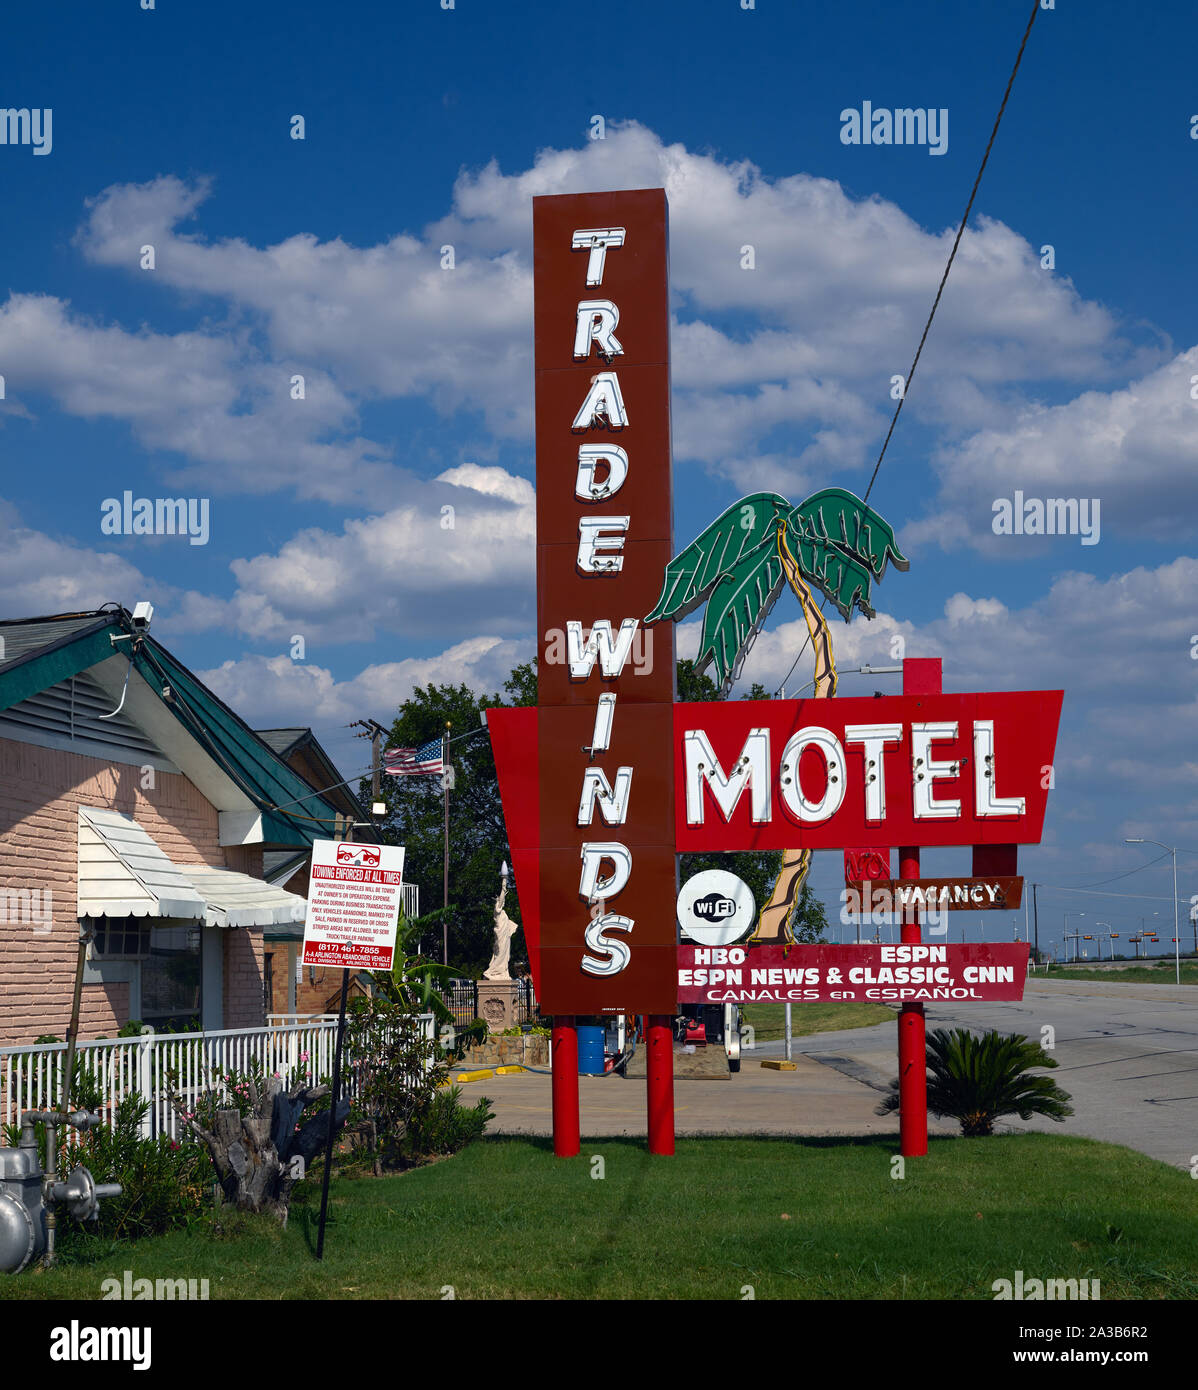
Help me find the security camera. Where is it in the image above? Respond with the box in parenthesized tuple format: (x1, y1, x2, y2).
(130, 601, 154, 631)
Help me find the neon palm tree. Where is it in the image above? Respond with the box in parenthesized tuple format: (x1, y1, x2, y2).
(646, 487, 908, 941)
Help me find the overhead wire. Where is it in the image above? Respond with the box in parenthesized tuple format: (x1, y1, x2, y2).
(774, 0, 1043, 698)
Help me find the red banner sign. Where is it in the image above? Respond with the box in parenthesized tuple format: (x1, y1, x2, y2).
(677, 942, 1030, 1004)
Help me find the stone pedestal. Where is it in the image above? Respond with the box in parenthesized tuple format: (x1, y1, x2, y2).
(477, 978, 520, 1033)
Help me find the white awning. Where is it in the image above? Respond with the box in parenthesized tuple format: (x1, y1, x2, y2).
(176, 866, 307, 929)
(77, 808, 308, 928)
(78, 807, 207, 920)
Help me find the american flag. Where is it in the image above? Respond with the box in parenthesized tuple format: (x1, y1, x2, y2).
(384, 736, 444, 776)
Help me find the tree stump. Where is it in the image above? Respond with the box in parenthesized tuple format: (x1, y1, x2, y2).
(174, 1074, 349, 1222)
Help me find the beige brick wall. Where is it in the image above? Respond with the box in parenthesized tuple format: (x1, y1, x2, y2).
(0, 738, 268, 1047)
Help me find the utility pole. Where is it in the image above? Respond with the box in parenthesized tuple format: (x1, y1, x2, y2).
(370, 726, 382, 806)
(348, 717, 387, 813)
(1032, 882, 1040, 965)
(442, 719, 452, 967)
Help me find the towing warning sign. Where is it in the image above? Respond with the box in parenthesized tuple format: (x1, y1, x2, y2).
(300, 839, 406, 972)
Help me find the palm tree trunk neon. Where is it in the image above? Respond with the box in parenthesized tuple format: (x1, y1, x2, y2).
(750, 525, 837, 945)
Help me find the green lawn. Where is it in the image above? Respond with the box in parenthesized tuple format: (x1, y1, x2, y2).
(1043, 962, 1197, 985)
(741, 999, 892, 1042)
(5, 1133, 1194, 1300)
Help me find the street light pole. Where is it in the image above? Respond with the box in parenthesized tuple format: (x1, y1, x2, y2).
(1095, 921, 1111, 961)
(1064, 910, 1084, 963)
(1125, 839, 1180, 986)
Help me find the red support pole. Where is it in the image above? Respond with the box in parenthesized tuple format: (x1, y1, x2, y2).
(551, 1016, 580, 1157)
(897, 656, 938, 1159)
(897, 847, 928, 1157)
(645, 1014, 675, 1155)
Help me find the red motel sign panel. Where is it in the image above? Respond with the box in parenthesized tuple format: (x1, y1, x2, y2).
(674, 690, 1062, 852)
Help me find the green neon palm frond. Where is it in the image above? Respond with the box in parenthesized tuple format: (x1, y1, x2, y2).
(646, 491, 788, 626)
(696, 540, 787, 693)
(786, 488, 909, 620)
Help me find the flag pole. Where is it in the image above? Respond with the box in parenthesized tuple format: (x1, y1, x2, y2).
(442, 719, 451, 966)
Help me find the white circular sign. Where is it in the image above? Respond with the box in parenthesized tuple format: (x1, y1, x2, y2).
(677, 870, 756, 946)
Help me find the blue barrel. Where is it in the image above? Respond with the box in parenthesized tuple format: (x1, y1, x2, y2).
(577, 1025, 605, 1075)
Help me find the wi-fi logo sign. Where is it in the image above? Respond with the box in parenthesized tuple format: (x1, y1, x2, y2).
(693, 893, 737, 920)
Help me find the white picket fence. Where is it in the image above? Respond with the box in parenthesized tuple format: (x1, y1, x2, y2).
(0, 1015, 436, 1142)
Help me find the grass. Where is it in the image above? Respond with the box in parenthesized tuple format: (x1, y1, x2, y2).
(5, 1132, 1194, 1300)
(741, 999, 892, 1042)
(1043, 962, 1197, 985)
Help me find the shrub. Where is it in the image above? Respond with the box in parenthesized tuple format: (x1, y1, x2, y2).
(58, 1092, 211, 1247)
(875, 1027, 1074, 1137)
(442, 1018, 488, 1056)
(402, 1086, 494, 1160)
(344, 995, 448, 1171)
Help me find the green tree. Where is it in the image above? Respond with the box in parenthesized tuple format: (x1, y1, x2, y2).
(503, 660, 538, 707)
(791, 879, 830, 942)
(368, 682, 517, 974)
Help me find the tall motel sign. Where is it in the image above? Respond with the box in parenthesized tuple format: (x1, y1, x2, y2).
(488, 189, 1062, 1156)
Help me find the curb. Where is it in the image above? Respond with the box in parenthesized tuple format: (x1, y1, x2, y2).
(452, 1065, 527, 1083)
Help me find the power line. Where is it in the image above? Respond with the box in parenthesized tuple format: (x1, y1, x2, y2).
(775, 0, 1042, 698)
(1030, 885, 1191, 906)
(1048, 852, 1172, 890)
(861, 0, 1043, 507)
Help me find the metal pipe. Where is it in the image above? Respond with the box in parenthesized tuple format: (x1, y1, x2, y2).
(42, 1117, 57, 1267)
(61, 925, 92, 1118)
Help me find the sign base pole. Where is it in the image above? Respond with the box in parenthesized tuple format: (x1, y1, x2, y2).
(897, 659, 936, 1158)
(646, 1014, 675, 1155)
(898, 1001, 928, 1157)
(315, 967, 349, 1259)
(898, 843, 928, 1156)
(551, 1017, 579, 1157)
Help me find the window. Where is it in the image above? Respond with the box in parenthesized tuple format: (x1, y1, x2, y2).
(88, 916, 203, 1032)
(140, 924, 202, 1032)
(92, 917, 152, 961)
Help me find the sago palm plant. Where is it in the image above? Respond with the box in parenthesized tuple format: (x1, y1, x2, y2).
(875, 1027, 1074, 1137)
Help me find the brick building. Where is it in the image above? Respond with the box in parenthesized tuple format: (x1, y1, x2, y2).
(0, 606, 384, 1048)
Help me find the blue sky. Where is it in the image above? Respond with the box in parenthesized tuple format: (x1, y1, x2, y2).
(1, 0, 1195, 956)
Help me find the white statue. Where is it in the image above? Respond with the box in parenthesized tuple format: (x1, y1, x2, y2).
(483, 867, 519, 981)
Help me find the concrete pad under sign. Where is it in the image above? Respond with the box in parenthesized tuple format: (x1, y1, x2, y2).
(624, 1045, 730, 1080)
(483, 1051, 958, 1139)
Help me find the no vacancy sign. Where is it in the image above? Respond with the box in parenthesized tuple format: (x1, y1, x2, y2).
(301, 839, 405, 972)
